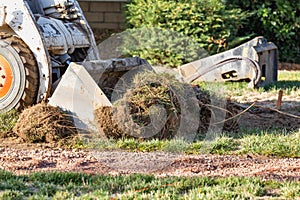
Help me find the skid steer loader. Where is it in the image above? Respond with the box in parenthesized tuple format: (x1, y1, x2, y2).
(0, 0, 278, 132)
(0, 0, 152, 131)
(0, 0, 152, 110)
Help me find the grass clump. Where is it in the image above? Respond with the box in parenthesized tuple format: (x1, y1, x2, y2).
(208, 137, 240, 155)
(95, 71, 240, 141)
(161, 138, 190, 153)
(13, 103, 77, 143)
(0, 110, 18, 137)
(95, 71, 212, 140)
(116, 138, 139, 150)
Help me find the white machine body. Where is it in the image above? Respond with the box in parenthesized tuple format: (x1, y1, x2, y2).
(0, 0, 99, 101)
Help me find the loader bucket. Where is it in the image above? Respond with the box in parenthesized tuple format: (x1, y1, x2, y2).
(48, 63, 112, 135)
(178, 36, 278, 87)
(49, 57, 152, 134)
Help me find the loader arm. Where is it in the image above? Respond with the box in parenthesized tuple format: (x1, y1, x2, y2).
(179, 37, 278, 88)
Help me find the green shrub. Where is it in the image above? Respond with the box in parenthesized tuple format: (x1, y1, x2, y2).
(120, 28, 208, 67)
(225, 0, 300, 63)
(126, 0, 300, 65)
(125, 0, 250, 67)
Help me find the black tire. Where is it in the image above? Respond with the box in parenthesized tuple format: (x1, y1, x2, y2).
(0, 33, 39, 111)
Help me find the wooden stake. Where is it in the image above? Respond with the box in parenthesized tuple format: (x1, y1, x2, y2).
(276, 90, 283, 110)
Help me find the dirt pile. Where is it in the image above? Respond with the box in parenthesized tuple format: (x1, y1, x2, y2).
(13, 103, 76, 143)
(95, 72, 239, 140)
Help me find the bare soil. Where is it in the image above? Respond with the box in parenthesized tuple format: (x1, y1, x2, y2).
(0, 139, 299, 181)
(232, 91, 300, 130)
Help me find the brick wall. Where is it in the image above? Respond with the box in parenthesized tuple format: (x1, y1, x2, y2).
(78, 0, 128, 32)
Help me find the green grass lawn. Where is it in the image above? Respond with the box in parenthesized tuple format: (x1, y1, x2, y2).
(0, 170, 299, 199)
(86, 128, 300, 158)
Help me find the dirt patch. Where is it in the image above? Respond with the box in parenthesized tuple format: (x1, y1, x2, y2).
(231, 94, 300, 131)
(13, 103, 76, 143)
(0, 145, 299, 181)
(159, 154, 300, 181)
(239, 109, 300, 131)
(94, 106, 123, 139)
(94, 72, 238, 139)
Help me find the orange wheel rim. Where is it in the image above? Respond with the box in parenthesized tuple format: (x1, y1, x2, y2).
(0, 55, 13, 99)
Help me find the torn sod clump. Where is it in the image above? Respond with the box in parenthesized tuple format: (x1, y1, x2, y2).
(13, 103, 76, 143)
(94, 72, 223, 140)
